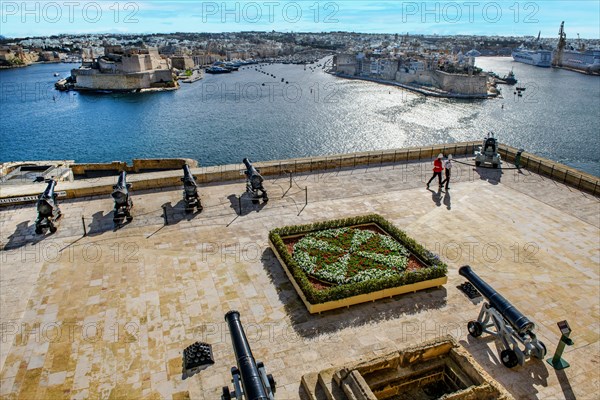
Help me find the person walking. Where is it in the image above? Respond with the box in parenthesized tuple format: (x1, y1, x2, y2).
(427, 153, 444, 188)
(441, 154, 453, 190)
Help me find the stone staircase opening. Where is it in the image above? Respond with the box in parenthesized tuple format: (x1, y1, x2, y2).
(301, 336, 513, 400)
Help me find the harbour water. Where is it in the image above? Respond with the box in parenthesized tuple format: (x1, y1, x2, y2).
(1, 57, 598, 177)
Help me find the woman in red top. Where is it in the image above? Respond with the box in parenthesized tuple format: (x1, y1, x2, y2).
(427, 153, 444, 188)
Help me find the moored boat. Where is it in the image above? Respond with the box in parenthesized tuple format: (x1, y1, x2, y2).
(512, 46, 552, 67)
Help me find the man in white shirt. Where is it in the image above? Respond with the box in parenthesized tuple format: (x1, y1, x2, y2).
(441, 154, 453, 190)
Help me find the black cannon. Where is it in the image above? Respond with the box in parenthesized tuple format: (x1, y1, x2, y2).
(222, 311, 276, 400)
(181, 164, 202, 213)
(112, 171, 133, 224)
(243, 158, 268, 203)
(459, 266, 546, 368)
(35, 179, 62, 234)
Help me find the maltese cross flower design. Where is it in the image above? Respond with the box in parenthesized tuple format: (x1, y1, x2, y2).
(292, 227, 410, 285)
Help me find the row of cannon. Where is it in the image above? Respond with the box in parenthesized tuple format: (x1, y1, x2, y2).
(33, 159, 268, 234)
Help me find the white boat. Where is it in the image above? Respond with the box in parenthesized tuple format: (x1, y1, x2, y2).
(512, 46, 552, 67)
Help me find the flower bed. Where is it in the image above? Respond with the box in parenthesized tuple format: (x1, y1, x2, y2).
(292, 227, 410, 285)
(269, 214, 448, 313)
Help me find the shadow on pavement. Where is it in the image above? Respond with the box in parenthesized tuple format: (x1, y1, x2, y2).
(460, 335, 549, 399)
(2, 220, 49, 250)
(228, 193, 267, 217)
(474, 167, 503, 185)
(87, 210, 114, 237)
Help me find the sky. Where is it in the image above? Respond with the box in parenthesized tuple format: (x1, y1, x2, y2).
(1, 0, 599, 38)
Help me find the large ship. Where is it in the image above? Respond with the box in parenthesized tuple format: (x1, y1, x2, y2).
(558, 49, 600, 73)
(512, 46, 552, 67)
(552, 22, 600, 74)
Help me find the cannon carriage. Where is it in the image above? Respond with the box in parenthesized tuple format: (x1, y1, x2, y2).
(460, 266, 546, 368)
(35, 179, 62, 234)
(475, 132, 502, 168)
(243, 158, 268, 204)
(112, 171, 133, 225)
(181, 164, 202, 213)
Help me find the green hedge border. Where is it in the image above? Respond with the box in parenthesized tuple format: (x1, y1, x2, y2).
(269, 214, 448, 304)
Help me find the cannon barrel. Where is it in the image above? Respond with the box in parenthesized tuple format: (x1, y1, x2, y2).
(182, 164, 197, 188)
(115, 171, 128, 190)
(243, 158, 264, 190)
(243, 158, 259, 176)
(37, 179, 57, 215)
(182, 164, 195, 182)
(41, 179, 57, 200)
(224, 311, 270, 400)
(459, 266, 534, 334)
(112, 171, 130, 205)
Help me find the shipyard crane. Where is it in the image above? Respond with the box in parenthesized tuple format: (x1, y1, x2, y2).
(577, 33, 585, 51)
(553, 21, 566, 67)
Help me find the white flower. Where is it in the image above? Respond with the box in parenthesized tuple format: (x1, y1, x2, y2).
(349, 229, 374, 252)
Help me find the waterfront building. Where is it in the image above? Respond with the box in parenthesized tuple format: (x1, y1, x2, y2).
(333, 51, 487, 97)
(69, 45, 177, 91)
(170, 55, 195, 70)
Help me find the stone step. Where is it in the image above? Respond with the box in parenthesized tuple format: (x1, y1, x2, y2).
(301, 372, 330, 400)
(318, 367, 347, 400)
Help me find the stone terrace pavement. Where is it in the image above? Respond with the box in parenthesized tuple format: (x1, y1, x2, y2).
(0, 157, 599, 400)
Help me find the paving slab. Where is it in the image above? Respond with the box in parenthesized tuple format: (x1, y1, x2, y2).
(0, 158, 598, 399)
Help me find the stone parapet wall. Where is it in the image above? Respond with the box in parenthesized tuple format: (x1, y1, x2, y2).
(1, 143, 598, 204)
(497, 145, 599, 195)
(70, 158, 198, 176)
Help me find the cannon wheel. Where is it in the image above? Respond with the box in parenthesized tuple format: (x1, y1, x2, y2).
(534, 341, 547, 359)
(268, 374, 277, 393)
(475, 161, 481, 167)
(467, 321, 483, 337)
(49, 224, 57, 234)
(221, 387, 231, 400)
(500, 349, 519, 368)
(35, 226, 43, 235)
